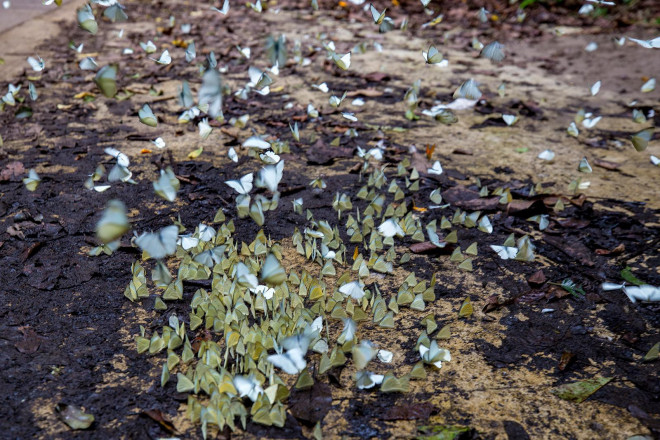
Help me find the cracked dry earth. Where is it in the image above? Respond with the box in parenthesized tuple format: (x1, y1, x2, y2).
(0, 0, 658, 439)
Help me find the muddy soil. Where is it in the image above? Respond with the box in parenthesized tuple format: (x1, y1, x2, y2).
(0, 0, 658, 439)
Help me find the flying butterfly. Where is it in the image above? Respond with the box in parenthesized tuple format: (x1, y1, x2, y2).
(480, 41, 505, 62)
(96, 200, 130, 243)
(135, 225, 179, 260)
(225, 172, 254, 195)
(369, 4, 387, 24)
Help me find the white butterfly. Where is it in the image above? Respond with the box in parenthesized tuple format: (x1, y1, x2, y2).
(198, 69, 223, 118)
(626, 36, 660, 49)
(233, 375, 263, 402)
(177, 235, 200, 250)
(197, 223, 216, 242)
(242, 136, 270, 149)
(198, 118, 212, 140)
(355, 371, 384, 389)
(353, 340, 378, 370)
(79, 57, 98, 71)
(185, 41, 196, 63)
(135, 225, 178, 259)
(267, 348, 306, 374)
(419, 340, 451, 368)
(313, 82, 329, 93)
(342, 112, 358, 122)
(260, 253, 286, 285)
(193, 246, 225, 267)
(152, 50, 171, 65)
(225, 173, 254, 196)
(428, 160, 443, 175)
(211, 0, 229, 15)
(378, 218, 404, 238)
(377, 349, 393, 363)
(453, 79, 482, 100)
(234, 262, 258, 289)
(502, 114, 518, 126)
(255, 161, 284, 192)
(538, 149, 555, 161)
(339, 318, 357, 343)
(641, 78, 655, 93)
(27, 55, 45, 72)
(228, 147, 238, 163)
(139, 40, 157, 53)
(152, 137, 166, 149)
(582, 116, 602, 129)
(585, 42, 598, 52)
(423, 45, 443, 64)
(104, 147, 130, 167)
(490, 245, 519, 260)
(590, 80, 601, 96)
(481, 41, 505, 62)
(339, 280, 365, 300)
(332, 52, 351, 70)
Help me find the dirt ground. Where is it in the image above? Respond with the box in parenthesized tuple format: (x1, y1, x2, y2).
(0, 0, 658, 439)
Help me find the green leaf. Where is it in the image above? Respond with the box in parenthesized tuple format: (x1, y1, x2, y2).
(642, 342, 659, 362)
(620, 267, 644, 286)
(416, 424, 472, 440)
(560, 279, 585, 298)
(550, 377, 613, 403)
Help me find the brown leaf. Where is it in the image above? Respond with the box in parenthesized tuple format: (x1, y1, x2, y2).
(380, 403, 436, 421)
(556, 218, 591, 229)
(288, 382, 332, 424)
(570, 194, 588, 207)
(441, 186, 500, 210)
(363, 72, 390, 82)
(15, 327, 41, 354)
(593, 158, 621, 170)
(409, 241, 447, 254)
(482, 295, 512, 313)
(0, 161, 25, 182)
(346, 88, 383, 98)
(527, 270, 547, 287)
(558, 351, 576, 371)
(543, 235, 594, 266)
(141, 409, 178, 434)
(595, 243, 625, 256)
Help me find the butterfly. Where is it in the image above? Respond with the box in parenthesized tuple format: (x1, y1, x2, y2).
(378, 218, 404, 238)
(77, 4, 98, 34)
(94, 65, 118, 98)
(225, 173, 254, 195)
(140, 40, 157, 53)
(23, 169, 41, 191)
(369, 4, 387, 24)
(428, 160, 443, 175)
(185, 41, 196, 63)
(480, 41, 505, 62)
(27, 56, 45, 72)
(233, 375, 263, 402)
(332, 52, 351, 70)
(490, 245, 518, 260)
(79, 57, 98, 71)
(211, 0, 229, 15)
(260, 253, 287, 285)
(151, 50, 171, 65)
(352, 340, 378, 370)
(339, 280, 365, 300)
(453, 79, 482, 100)
(138, 104, 157, 127)
(242, 136, 270, 149)
(267, 348, 307, 374)
(96, 200, 130, 243)
(423, 45, 443, 64)
(135, 225, 179, 259)
(198, 69, 223, 118)
(538, 149, 555, 161)
(419, 340, 451, 368)
(590, 80, 601, 96)
(153, 168, 179, 202)
(627, 36, 660, 49)
(193, 246, 225, 267)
